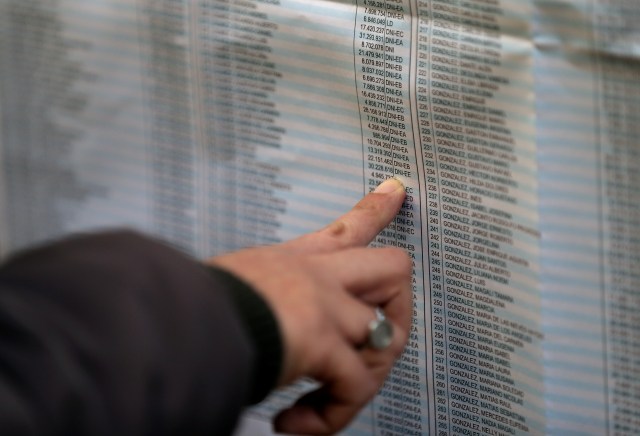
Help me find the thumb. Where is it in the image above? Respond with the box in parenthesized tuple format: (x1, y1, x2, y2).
(284, 178, 406, 254)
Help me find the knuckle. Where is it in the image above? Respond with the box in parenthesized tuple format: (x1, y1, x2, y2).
(397, 250, 413, 274)
(325, 219, 348, 238)
(380, 247, 413, 278)
(323, 217, 361, 245)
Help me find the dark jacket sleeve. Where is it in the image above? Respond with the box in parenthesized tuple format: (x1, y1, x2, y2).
(0, 230, 282, 436)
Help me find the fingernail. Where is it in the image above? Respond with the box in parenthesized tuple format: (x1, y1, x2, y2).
(374, 178, 404, 194)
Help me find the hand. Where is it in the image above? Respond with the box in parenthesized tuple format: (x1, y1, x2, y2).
(209, 178, 412, 435)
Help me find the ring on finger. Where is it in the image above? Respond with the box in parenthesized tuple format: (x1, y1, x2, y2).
(367, 308, 394, 350)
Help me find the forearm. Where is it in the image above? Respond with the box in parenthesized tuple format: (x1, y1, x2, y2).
(0, 231, 278, 435)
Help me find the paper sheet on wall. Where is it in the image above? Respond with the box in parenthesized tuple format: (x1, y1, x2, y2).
(0, 0, 638, 434)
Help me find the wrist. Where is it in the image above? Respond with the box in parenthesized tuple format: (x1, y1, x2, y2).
(206, 266, 284, 404)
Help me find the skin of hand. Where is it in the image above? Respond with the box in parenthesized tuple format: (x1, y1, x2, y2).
(209, 178, 413, 435)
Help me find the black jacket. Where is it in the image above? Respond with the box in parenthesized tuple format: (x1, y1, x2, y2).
(0, 231, 282, 435)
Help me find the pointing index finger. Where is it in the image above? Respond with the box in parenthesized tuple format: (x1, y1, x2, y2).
(286, 178, 406, 254)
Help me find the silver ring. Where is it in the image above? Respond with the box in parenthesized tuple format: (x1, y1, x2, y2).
(368, 308, 393, 350)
